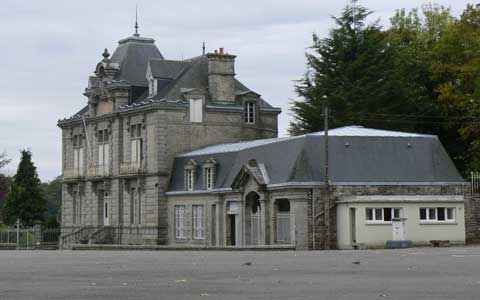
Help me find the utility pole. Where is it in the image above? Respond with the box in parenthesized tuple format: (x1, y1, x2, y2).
(323, 97, 331, 250)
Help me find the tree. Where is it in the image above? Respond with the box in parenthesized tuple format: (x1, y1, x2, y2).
(0, 174, 12, 224)
(290, 0, 416, 135)
(40, 176, 62, 226)
(0, 152, 10, 170)
(2, 150, 47, 225)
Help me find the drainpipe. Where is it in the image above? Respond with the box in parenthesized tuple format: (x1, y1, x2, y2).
(311, 188, 315, 250)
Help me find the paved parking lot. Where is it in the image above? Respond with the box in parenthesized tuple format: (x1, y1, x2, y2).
(1, 246, 480, 300)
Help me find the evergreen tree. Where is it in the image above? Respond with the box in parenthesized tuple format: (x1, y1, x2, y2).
(2, 150, 47, 225)
(290, 0, 414, 135)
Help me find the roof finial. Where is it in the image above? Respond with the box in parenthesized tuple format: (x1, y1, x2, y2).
(202, 42, 206, 56)
(134, 4, 140, 37)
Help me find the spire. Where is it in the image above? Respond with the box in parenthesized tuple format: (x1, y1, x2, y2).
(202, 42, 206, 56)
(134, 5, 140, 37)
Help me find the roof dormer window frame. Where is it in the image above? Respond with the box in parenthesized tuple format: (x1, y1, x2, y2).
(184, 159, 198, 191)
(244, 100, 256, 125)
(203, 158, 217, 190)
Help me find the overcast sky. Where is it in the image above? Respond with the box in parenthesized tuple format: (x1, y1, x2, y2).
(0, 0, 471, 181)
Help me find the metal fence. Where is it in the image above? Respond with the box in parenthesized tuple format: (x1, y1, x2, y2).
(0, 225, 60, 250)
(472, 172, 480, 198)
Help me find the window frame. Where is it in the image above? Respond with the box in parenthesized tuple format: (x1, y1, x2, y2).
(185, 169, 194, 191)
(174, 205, 186, 239)
(419, 207, 455, 223)
(365, 207, 402, 224)
(192, 205, 205, 240)
(204, 167, 214, 190)
(244, 101, 255, 124)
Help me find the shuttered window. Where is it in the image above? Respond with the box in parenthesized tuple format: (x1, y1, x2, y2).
(175, 205, 186, 239)
(193, 205, 204, 239)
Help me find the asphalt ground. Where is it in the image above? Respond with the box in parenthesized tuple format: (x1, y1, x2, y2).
(1, 246, 480, 300)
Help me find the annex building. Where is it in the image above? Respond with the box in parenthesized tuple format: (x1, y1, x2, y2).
(58, 28, 472, 250)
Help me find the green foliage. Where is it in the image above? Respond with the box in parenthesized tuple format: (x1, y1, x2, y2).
(290, 1, 480, 175)
(0, 174, 12, 224)
(0, 152, 10, 170)
(40, 176, 62, 224)
(290, 0, 418, 135)
(2, 150, 47, 226)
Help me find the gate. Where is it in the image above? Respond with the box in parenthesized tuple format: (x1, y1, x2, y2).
(0, 220, 60, 250)
(472, 172, 480, 198)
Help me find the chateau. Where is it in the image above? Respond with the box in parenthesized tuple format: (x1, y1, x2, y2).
(59, 28, 471, 249)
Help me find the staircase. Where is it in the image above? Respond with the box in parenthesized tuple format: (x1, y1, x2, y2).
(88, 226, 116, 244)
(60, 226, 96, 249)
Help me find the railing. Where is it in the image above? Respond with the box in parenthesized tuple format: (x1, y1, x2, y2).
(120, 160, 146, 175)
(89, 226, 115, 244)
(87, 164, 110, 178)
(0, 226, 61, 249)
(63, 168, 85, 181)
(472, 172, 480, 198)
(60, 226, 96, 249)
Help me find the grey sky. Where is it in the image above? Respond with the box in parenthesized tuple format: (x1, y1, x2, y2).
(0, 0, 471, 181)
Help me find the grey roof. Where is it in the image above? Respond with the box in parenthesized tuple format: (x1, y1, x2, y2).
(149, 59, 190, 80)
(110, 36, 164, 87)
(168, 126, 464, 191)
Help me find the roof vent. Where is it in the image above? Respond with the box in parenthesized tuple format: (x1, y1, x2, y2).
(248, 159, 258, 167)
(407, 142, 412, 148)
(345, 142, 350, 147)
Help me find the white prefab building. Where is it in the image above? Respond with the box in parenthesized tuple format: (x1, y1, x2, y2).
(336, 195, 466, 249)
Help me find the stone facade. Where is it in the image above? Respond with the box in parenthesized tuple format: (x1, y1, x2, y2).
(58, 33, 280, 247)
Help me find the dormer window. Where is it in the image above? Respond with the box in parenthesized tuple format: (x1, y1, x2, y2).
(184, 159, 197, 191)
(244, 101, 255, 124)
(203, 158, 217, 190)
(149, 78, 157, 96)
(185, 169, 194, 191)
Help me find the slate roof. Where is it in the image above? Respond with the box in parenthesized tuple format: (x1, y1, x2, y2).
(168, 126, 464, 191)
(110, 36, 164, 87)
(149, 59, 190, 80)
(60, 34, 280, 122)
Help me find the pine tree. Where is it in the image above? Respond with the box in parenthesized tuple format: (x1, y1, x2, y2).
(290, 0, 415, 135)
(2, 150, 47, 225)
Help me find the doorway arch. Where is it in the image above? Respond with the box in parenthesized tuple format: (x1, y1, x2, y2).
(245, 191, 261, 245)
(274, 199, 291, 243)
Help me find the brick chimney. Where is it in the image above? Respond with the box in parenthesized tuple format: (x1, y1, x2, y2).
(206, 48, 236, 103)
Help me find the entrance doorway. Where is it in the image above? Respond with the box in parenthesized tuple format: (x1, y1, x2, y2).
(350, 207, 356, 244)
(245, 191, 261, 245)
(98, 191, 109, 226)
(104, 201, 109, 226)
(229, 215, 236, 246)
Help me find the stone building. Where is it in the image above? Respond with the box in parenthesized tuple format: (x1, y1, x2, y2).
(58, 29, 280, 246)
(59, 28, 472, 249)
(167, 126, 468, 249)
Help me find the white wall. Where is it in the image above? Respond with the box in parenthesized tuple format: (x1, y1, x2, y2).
(337, 196, 466, 249)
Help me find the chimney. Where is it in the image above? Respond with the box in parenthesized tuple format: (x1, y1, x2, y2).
(206, 48, 236, 103)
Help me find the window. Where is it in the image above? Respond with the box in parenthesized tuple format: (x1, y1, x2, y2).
(97, 130, 109, 173)
(244, 102, 255, 124)
(189, 99, 203, 123)
(175, 205, 186, 239)
(192, 205, 204, 239)
(420, 207, 455, 222)
(130, 188, 142, 225)
(366, 208, 402, 223)
(185, 169, 194, 191)
(130, 124, 143, 163)
(73, 134, 84, 175)
(149, 78, 157, 96)
(204, 167, 214, 190)
(73, 191, 82, 225)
